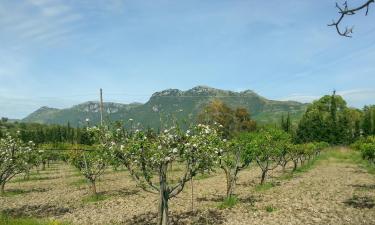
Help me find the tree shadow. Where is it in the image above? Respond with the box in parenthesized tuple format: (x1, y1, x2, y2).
(350, 184, 375, 190)
(125, 209, 225, 225)
(2, 188, 50, 196)
(196, 195, 259, 205)
(11, 176, 60, 183)
(196, 195, 224, 203)
(238, 195, 259, 206)
(101, 188, 140, 197)
(237, 180, 257, 187)
(2, 204, 71, 218)
(343, 195, 374, 209)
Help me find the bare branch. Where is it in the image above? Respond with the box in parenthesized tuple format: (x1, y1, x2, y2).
(329, 0, 374, 37)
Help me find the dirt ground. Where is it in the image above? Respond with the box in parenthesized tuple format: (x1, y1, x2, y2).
(0, 148, 374, 225)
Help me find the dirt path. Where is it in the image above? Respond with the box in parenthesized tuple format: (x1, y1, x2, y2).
(0, 148, 374, 225)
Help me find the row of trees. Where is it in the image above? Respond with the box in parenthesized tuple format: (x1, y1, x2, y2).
(69, 124, 329, 225)
(63, 99, 330, 225)
(0, 121, 97, 145)
(0, 123, 328, 225)
(290, 92, 374, 145)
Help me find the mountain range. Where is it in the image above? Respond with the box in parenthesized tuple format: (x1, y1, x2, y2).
(22, 86, 308, 127)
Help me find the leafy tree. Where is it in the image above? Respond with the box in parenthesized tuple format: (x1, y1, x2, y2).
(362, 105, 375, 136)
(218, 133, 253, 198)
(296, 93, 352, 144)
(114, 124, 220, 225)
(352, 136, 375, 165)
(289, 144, 304, 171)
(0, 133, 36, 194)
(248, 128, 290, 184)
(281, 113, 292, 133)
(279, 142, 294, 171)
(234, 108, 257, 133)
(198, 100, 256, 138)
(69, 126, 112, 196)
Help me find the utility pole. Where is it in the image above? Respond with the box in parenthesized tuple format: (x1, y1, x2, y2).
(100, 88, 104, 126)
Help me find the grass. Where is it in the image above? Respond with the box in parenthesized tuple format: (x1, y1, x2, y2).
(265, 205, 276, 212)
(277, 148, 375, 183)
(322, 148, 375, 174)
(69, 178, 88, 187)
(218, 196, 238, 209)
(82, 193, 109, 203)
(11, 176, 53, 183)
(255, 182, 275, 192)
(195, 173, 212, 180)
(0, 189, 27, 197)
(0, 214, 70, 225)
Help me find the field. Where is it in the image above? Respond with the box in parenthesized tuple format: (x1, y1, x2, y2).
(0, 147, 374, 225)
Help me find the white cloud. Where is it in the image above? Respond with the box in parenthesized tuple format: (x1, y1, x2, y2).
(0, 0, 83, 48)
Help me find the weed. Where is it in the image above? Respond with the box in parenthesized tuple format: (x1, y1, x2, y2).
(265, 205, 276, 212)
(218, 196, 238, 209)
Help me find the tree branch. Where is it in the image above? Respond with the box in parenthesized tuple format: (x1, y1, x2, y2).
(329, 0, 374, 37)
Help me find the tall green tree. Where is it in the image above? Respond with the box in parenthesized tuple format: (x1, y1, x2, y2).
(296, 93, 352, 144)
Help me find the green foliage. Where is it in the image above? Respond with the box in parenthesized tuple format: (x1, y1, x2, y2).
(255, 182, 275, 192)
(218, 195, 239, 209)
(351, 136, 375, 165)
(82, 193, 109, 203)
(281, 113, 292, 133)
(265, 205, 276, 212)
(296, 93, 355, 144)
(0, 119, 98, 146)
(247, 128, 291, 184)
(0, 214, 69, 225)
(362, 105, 375, 136)
(217, 132, 254, 197)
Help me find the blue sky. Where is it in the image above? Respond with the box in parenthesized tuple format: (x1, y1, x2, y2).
(0, 0, 374, 119)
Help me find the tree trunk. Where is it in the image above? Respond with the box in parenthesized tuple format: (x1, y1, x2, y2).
(260, 170, 267, 185)
(159, 189, 169, 225)
(226, 171, 237, 198)
(158, 165, 169, 225)
(42, 162, 46, 170)
(1, 182, 5, 195)
(282, 161, 287, 172)
(293, 160, 298, 171)
(190, 177, 194, 212)
(90, 180, 97, 196)
(24, 172, 30, 181)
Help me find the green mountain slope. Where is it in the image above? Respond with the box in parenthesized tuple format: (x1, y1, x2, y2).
(22, 86, 307, 127)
